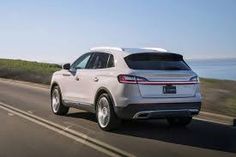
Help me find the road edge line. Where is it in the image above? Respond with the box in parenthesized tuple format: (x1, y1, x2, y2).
(0, 101, 135, 157)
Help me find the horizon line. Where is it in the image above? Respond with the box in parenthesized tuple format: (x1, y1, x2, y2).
(1, 56, 236, 64)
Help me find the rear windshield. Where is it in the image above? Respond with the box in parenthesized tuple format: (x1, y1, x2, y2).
(124, 53, 190, 70)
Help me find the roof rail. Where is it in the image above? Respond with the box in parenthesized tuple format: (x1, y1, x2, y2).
(90, 47, 123, 51)
(143, 47, 168, 52)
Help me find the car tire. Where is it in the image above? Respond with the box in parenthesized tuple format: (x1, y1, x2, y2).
(51, 86, 69, 115)
(96, 93, 121, 131)
(167, 117, 192, 127)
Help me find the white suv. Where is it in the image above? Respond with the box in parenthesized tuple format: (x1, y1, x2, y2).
(50, 47, 201, 131)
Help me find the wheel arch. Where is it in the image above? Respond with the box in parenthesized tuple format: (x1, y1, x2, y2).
(94, 87, 116, 111)
(50, 81, 60, 96)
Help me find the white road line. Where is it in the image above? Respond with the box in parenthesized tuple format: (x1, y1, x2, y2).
(0, 101, 135, 157)
(193, 117, 232, 126)
(27, 110, 33, 114)
(0, 78, 49, 92)
(199, 111, 234, 119)
(8, 112, 14, 116)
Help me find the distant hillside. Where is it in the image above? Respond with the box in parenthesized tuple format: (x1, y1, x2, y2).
(0, 58, 60, 84)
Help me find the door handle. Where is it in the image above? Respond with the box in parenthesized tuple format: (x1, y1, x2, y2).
(93, 77, 99, 82)
(63, 74, 71, 77)
(75, 76, 80, 81)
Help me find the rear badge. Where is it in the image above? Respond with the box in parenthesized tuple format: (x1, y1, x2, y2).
(163, 85, 176, 94)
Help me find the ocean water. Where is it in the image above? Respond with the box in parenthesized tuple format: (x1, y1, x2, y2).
(186, 58, 236, 81)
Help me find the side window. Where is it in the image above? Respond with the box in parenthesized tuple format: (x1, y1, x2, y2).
(71, 53, 92, 70)
(107, 54, 115, 68)
(87, 52, 110, 69)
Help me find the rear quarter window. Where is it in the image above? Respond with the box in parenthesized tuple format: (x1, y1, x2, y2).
(107, 55, 115, 68)
(124, 53, 190, 70)
(87, 52, 114, 69)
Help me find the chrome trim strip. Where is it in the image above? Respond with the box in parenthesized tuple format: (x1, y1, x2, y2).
(133, 109, 199, 119)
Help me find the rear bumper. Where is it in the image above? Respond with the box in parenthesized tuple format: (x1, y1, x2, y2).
(114, 102, 201, 119)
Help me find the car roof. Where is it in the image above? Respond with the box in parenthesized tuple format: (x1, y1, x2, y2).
(89, 47, 170, 57)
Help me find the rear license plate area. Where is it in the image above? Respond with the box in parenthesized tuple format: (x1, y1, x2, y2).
(163, 85, 176, 94)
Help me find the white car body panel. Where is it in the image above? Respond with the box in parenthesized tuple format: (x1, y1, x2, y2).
(51, 47, 202, 119)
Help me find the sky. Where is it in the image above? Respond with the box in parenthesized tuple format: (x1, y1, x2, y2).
(0, 0, 236, 63)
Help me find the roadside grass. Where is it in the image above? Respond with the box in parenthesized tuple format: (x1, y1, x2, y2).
(0, 58, 235, 117)
(200, 78, 236, 117)
(0, 59, 60, 84)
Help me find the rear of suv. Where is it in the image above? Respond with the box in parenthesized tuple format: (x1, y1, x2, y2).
(50, 47, 201, 131)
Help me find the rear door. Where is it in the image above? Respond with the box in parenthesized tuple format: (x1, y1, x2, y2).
(75, 52, 111, 104)
(124, 53, 197, 98)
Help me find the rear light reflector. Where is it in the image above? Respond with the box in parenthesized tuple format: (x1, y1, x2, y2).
(190, 76, 200, 83)
(118, 75, 147, 84)
(118, 74, 199, 85)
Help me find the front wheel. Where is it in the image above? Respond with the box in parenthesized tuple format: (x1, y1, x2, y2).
(167, 117, 192, 127)
(51, 86, 69, 115)
(96, 93, 121, 131)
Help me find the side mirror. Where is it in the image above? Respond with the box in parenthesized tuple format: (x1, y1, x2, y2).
(62, 63, 71, 70)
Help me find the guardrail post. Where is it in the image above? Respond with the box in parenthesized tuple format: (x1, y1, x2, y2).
(234, 119, 236, 126)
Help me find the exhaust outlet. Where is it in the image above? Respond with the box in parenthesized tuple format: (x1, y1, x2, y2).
(133, 112, 150, 119)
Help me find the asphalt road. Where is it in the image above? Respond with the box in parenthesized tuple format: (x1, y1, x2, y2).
(0, 79, 235, 157)
(0, 109, 106, 157)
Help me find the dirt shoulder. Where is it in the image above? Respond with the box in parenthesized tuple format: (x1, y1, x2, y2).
(201, 78, 236, 117)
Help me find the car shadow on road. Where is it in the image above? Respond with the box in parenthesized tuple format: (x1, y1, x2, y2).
(66, 112, 97, 122)
(114, 119, 236, 154)
(66, 111, 236, 154)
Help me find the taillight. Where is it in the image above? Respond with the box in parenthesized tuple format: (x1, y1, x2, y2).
(118, 74, 199, 85)
(190, 76, 200, 83)
(118, 75, 147, 84)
